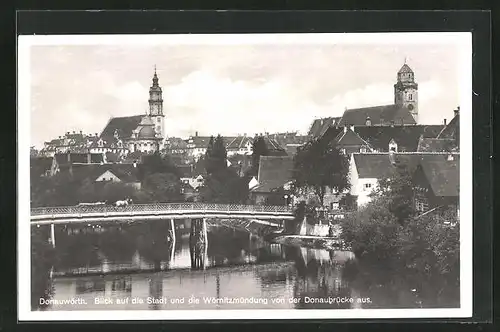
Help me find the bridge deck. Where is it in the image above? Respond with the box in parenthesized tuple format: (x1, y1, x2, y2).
(30, 203, 295, 224)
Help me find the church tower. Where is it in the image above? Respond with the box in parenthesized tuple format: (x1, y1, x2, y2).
(394, 62, 419, 123)
(148, 66, 165, 139)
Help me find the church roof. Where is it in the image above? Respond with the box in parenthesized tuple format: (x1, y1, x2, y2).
(398, 63, 414, 74)
(100, 115, 143, 141)
(338, 104, 416, 127)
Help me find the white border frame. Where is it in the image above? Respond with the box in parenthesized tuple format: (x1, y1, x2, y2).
(18, 32, 472, 321)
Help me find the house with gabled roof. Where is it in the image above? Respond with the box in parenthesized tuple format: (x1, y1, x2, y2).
(249, 156, 295, 205)
(349, 152, 459, 208)
(412, 154, 459, 215)
(308, 117, 342, 139)
(226, 135, 253, 156)
(437, 107, 460, 151)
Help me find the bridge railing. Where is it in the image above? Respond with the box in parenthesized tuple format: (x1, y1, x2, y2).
(30, 203, 293, 216)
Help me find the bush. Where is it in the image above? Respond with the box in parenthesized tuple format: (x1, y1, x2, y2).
(341, 198, 401, 262)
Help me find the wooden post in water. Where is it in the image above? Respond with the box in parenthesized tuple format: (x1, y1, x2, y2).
(50, 223, 56, 248)
(170, 218, 176, 243)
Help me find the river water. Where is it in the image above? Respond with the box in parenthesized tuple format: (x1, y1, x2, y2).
(31, 220, 459, 311)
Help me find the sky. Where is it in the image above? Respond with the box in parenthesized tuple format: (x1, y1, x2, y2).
(27, 34, 466, 148)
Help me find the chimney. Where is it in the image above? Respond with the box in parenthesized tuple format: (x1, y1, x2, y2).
(444, 118, 447, 125)
(133, 160, 137, 168)
(454, 107, 460, 117)
(95, 133, 98, 137)
(349, 125, 355, 132)
(80, 130, 82, 134)
(195, 131, 198, 137)
(343, 126, 347, 133)
(87, 152, 91, 164)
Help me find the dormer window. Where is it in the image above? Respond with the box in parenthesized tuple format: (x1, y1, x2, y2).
(365, 117, 372, 126)
(389, 139, 398, 152)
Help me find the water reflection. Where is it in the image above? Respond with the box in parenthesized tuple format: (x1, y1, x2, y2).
(31, 220, 459, 311)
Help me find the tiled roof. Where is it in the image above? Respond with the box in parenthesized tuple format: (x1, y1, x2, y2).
(252, 156, 294, 193)
(308, 117, 342, 138)
(420, 159, 459, 197)
(100, 115, 143, 141)
(353, 125, 444, 152)
(335, 128, 371, 147)
(417, 138, 457, 152)
(186, 136, 212, 148)
(352, 153, 459, 179)
(164, 137, 189, 149)
(437, 113, 459, 139)
(262, 136, 287, 154)
(226, 136, 252, 150)
(338, 104, 416, 126)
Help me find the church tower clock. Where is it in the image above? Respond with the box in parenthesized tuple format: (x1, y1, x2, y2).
(148, 66, 165, 139)
(394, 62, 419, 123)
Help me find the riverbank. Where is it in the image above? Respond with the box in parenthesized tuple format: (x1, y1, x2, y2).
(271, 234, 350, 251)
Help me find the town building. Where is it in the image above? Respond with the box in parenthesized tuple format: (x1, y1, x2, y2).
(40, 131, 98, 157)
(226, 135, 253, 156)
(348, 152, 460, 208)
(249, 156, 294, 205)
(411, 155, 459, 216)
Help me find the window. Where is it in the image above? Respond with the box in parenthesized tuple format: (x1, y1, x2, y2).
(408, 93, 413, 101)
(157, 117, 161, 123)
(360, 147, 367, 153)
(364, 183, 372, 190)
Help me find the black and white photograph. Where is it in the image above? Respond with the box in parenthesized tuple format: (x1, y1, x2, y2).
(18, 32, 472, 320)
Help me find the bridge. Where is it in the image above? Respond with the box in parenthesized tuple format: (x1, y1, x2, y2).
(30, 203, 294, 225)
(31, 203, 295, 249)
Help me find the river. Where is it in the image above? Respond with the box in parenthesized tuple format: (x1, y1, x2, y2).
(31, 220, 459, 311)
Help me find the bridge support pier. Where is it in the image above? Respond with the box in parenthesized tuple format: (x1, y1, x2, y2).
(50, 223, 56, 248)
(170, 219, 176, 243)
(189, 218, 208, 270)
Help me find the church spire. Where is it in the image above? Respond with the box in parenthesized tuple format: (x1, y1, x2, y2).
(152, 65, 159, 86)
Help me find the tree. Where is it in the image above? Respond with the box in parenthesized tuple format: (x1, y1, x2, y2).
(139, 152, 180, 180)
(205, 135, 227, 175)
(204, 136, 215, 173)
(376, 162, 415, 224)
(250, 135, 269, 176)
(199, 168, 248, 204)
(142, 172, 182, 203)
(292, 138, 350, 206)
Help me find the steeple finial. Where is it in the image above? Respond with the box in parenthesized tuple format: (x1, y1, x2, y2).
(154, 64, 157, 75)
(404, 56, 407, 64)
